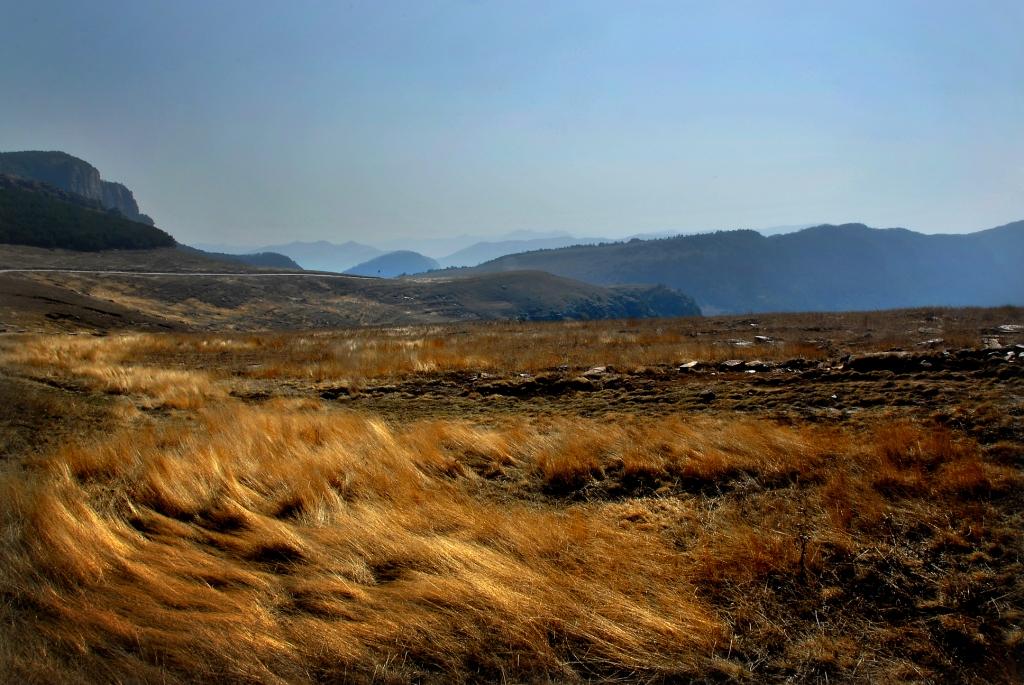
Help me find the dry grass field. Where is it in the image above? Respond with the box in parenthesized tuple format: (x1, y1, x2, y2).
(1, 307, 1022, 683)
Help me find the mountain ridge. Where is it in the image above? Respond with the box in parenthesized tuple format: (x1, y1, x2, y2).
(430, 221, 1024, 313)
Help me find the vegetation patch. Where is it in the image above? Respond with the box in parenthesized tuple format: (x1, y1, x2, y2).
(0, 308, 1020, 683)
(0, 176, 175, 251)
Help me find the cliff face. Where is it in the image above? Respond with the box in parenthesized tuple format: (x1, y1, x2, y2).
(0, 151, 154, 225)
(100, 180, 154, 225)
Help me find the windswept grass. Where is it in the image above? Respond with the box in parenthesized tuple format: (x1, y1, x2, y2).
(1, 404, 1020, 683)
(1, 406, 725, 683)
(0, 308, 1020, 683)
(5, 334, 224, 408)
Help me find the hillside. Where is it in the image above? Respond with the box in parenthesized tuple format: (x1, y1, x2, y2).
(0, 151, 154, 224)
(439, 222, 1024, 313)
(346, 250, 440, 277)
(0, 175, 175, 251)
(0, 246, 698, 332)
(0, 244, 266, 273)
(178, 245, 301, 269)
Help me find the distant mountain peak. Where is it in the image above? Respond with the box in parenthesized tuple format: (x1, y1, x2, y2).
(345, 250, 440, 278)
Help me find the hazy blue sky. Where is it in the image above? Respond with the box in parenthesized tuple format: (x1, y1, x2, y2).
(1, 1, 1021, 245)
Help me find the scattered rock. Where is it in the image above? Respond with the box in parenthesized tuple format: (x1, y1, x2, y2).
(583, 366, 608, 377)
(754, 335, 775, 343)
(982, 338, 1003, 350)
(320, 386, 352, 400)
(678, 360, 702, 372)
(720, 359, 745, 370)
(998, 324, 1023, 333)
(698, 389, 716, 403)
(564, 376, 596, 391)
(917, 338, 944, 348)
(846, 352, 917, 373)
(478, 378, 537, 397)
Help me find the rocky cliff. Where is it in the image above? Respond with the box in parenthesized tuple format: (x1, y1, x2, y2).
(100, 180, 154, 225)
(0, 151, 154, 225)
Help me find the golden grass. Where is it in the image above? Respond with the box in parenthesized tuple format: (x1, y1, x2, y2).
(0, 309, 1020, 682)
(5, 334, 225, 408)
(1, 406, 724, 683)
(4, 307, 1016, 391)
(2, 402, 1019, 683)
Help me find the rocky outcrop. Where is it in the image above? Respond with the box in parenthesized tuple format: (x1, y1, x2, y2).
(0, 151, 154, 225)
(100, 181, 154, 225)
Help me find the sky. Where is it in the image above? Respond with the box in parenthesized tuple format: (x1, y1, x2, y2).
(1, 1, 1021, 246)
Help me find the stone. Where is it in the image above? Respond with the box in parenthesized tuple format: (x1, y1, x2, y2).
(846, 352, 917, 373)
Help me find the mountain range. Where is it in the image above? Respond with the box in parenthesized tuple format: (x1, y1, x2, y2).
(198, 227, 822, 272)
(3, 149, 1020, 318)
(431, 222, 1024, 314)
(0, 151, 701, 326)
(196, 232, 591, 272)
